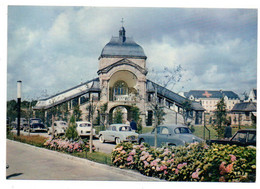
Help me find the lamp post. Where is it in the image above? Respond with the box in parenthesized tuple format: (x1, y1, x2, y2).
(17, 81, 22, 136)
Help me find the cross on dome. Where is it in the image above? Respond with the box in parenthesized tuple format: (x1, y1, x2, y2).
(121, 18, 124, 27)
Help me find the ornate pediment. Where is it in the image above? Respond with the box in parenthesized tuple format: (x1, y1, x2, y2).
(97, 58, 148, 75)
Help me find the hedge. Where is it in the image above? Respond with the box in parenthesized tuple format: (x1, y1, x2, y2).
(111, 142, 256, 182)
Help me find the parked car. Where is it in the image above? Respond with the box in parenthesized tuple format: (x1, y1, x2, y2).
(29, 118, 42, 125)
(207, 129, 256, 147)
(76, 121, 96, 137)
(138, 124, 204, 147)
(99, 124, 138, 145)
(48, 121, 68, 136)
(29, 123, 47, 133)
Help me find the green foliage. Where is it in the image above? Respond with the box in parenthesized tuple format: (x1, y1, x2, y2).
(73, 105, 82, 121)
(182, 100, 193, 125)
(111, 142, 256, 182)
(113, 108, 123, 124)
(130, 106, 142, 133)
(214, 98, 227, 139)
(65, 115, 78, 140)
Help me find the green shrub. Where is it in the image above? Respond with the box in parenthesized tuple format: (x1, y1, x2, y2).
(65, 115, 78, 140)
(111, 142, 256, 182)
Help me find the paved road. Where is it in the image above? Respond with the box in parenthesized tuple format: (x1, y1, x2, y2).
(6, 139, 157, 181)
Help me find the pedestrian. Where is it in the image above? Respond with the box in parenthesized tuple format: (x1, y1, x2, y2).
(130, 119, 137, 132)
(224, 122, 232, 139)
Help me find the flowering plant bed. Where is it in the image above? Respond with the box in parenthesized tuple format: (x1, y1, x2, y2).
(111, 142, 256, 182)
(44, 138, 95, 153)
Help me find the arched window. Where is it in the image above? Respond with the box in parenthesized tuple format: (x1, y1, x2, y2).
(113, 80, 128, 95)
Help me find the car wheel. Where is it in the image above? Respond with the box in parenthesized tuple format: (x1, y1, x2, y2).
(139, 138, 145, 145)
(99, 135, 105, 143)
(115, 137, 121, 145)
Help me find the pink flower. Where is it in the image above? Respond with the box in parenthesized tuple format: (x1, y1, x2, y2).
(127, 155, 133, 162)
(144, 161, 149, 168)
(120, 150, 126, 154)
(129, 149, 136, 156)
(175, 169, 179, 174)
(192, 168, 200, 179)
(164, 170, 168, 175)
(150, 160, 158, 167)
(225, 163, 233, 173)
(177, 162, 187, 169)
(147, 155, 153, 162)
(160, 165, 167, 171)
(219, 176, 225, 182)
(171, 154, 175, 158)
(156, 166, 160, 171)
(229, 154, 236, 162)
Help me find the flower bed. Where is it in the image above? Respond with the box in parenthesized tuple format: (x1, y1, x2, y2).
(44, 138, 95, 153)
(111, 142, 256, 182)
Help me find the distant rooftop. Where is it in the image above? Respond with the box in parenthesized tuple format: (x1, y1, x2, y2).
(185, 90, 240, 99)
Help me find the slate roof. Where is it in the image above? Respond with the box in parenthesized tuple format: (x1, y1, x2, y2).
(147, 80, 205, 111)
(231, 102, 257, 112)
(185, 90, 240, 99)
(33, 78, 100, 110)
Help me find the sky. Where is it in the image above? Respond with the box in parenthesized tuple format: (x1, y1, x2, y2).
(6, 6, 257, 100)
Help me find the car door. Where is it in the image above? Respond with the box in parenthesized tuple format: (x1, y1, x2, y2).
(147, 127, 161, 146)
(157, 126, 170, 146)
(110, 126, 117, 141)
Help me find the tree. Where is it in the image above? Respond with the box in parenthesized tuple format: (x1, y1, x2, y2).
(147, 65, 184, 148)
(99, 103, 108, 131)
(113, 108, 123, 124)
(73, 105, 82, 121)
(130, 105, 142, 133)
(181, 99, 193, 126)
(65, 114, 78, 140)
(214, 98, 227, 139)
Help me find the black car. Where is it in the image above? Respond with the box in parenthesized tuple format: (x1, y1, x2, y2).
(29, 123, 47, 133)
(207, 129, 256, 147)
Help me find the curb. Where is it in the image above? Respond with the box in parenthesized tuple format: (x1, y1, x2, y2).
(7, 139, 160, 181)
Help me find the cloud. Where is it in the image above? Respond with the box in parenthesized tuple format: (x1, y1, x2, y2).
(7, 7, 257, 100)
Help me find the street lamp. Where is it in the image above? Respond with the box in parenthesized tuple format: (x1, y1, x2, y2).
(17, 80, 22, 136)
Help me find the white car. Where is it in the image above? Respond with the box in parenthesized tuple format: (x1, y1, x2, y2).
(76, 121, 96, 137)
(48, 121, 68, 136)
(99, 124, 138, 145)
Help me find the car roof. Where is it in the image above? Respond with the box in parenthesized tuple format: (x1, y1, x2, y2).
(158, 124, 188, 129)
(54, 121, 67, 123)
(110, 124, 130, 128)
(76, 121, 91, 124)
(237, 129, 256, 132)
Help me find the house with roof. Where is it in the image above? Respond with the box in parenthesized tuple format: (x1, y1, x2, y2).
(34, 25, 205, 127)
(246, 88, 257, 102)
(231, 101, 256, 126)
(185, 90, 240, 113)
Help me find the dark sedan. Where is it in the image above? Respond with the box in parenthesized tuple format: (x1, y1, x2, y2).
(207, 129, 256, 147)
(30, 123, 48, 133)
(138, 124, 204, 147)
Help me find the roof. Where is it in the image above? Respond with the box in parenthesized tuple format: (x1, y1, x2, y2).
(231, 102, 257, 112)
(99, 27, 147, 59)
(33, 78, 100, 110)
(185, 90, 240, 99)
(147, 80, 205, 111)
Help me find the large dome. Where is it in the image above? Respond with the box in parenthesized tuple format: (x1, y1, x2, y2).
(99, 27, 147, 59)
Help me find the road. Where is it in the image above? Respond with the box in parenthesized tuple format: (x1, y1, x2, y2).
(6, 139, 157, 181)
(11, 129, 116, 154)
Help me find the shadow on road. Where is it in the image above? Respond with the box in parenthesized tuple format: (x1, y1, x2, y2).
(6, 173, 23, 179)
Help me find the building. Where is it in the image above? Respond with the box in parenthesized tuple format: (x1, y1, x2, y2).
(231, 101, 256, 126)
(34, 26, 205, 127)
(185, 90, 240, 113)
(246, 88, 257, 102)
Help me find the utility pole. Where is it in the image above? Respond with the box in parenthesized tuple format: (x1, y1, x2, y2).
(17, 81, 22, 136)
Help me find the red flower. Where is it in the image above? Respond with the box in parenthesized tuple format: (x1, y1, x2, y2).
(229, 154, 236, 162)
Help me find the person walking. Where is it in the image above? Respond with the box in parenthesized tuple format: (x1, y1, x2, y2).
(224, 122, 232, 139)
(130, 119, 137, 132)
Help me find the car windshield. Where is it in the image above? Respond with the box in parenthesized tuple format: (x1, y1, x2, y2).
(32, 124, 44, 128)
(232, 132, 247, 142)
(174, 127, 191, 134)
(119, 126, 131, 131)
(79, 123, 91, 127)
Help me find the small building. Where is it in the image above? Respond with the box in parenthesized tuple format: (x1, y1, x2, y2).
(231, 101, 257, 126)
(185, 90, 240, 113)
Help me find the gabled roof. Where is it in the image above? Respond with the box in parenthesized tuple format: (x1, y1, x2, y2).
(185, 90, 239, 99)
(232, 102, 256, 112)
(147, 80, 205, 111)
(33, 78, 100, 110)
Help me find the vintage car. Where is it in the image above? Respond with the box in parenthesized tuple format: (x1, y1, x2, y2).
(76, 121, 96, 137)
(29, 123, 47, 133)
(48, 121, 68, 136)
(207, 129, 256, 147)
(138, 124, 204, 147)
(99, 124, 138, 145)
